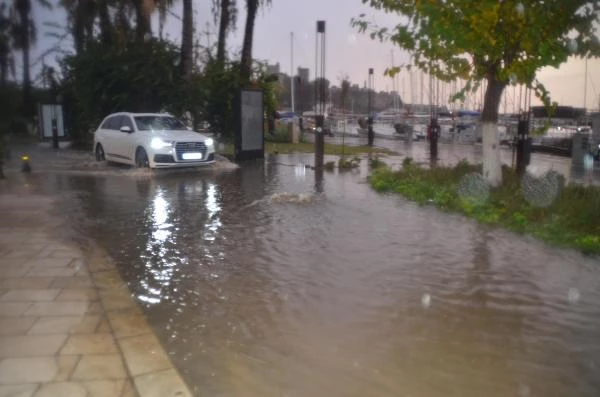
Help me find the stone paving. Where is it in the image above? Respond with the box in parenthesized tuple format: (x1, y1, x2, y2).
(0, 191, 191, 397)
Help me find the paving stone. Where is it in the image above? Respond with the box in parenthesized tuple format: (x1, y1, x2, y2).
(0, 289, 61, 302)
(134, 369, 191, 397)
(33, 382, 86, 397)
(0, 265, 31, 278)
(93, 271, 124, 291)
(70, 355, 127, 381)
(29, 315, 101, 335)
(4, 248, 43, 259)
(99, 290, 135, 311)
(26, 267, 78, 278)
(55, 356, 80, 381)
(60, 334, 118, 355)
(0, 317, 37, 336)
(87, 259, 114, 274)
(0, 303, 32, 317)
(23, 258, 74, 269)
(107, 310, 149, 339)
(85, 303, 103, 315)
(25, 302, 88, 317)
(0, 335, 67, 357)
(0, 278, 54, 290)
(0, 357, 58, 383)
(50, 277, 93, 289)
(48, 250, 83, 259)
(81, 380, 125, 397)
(119, 380, 136, 397)
(56, 289, 98, 302)
(95, 319, 111, 334)
(0, 384, 38, 397)
(118, 334, 172, 376)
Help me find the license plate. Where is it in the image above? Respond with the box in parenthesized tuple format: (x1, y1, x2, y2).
(182, 152, 202, 160)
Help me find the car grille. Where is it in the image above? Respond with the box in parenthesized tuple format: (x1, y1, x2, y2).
(175, 141, 207, 161)
(154, 154, 175, 163)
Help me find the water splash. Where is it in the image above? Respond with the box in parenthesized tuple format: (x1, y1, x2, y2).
(269, 192, 316, 204)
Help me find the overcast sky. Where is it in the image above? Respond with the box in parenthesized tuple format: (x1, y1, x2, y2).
(30, 0, 600, 111)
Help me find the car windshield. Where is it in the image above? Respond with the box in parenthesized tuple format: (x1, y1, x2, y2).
(134, 116, 187, 131)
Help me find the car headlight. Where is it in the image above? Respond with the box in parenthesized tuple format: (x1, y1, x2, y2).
(205, 138, 214, 147)
(151, 138, 173, 149)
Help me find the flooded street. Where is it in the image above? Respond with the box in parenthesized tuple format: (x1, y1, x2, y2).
(27, 153, 600, 396)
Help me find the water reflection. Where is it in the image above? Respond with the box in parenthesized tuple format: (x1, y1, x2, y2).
(138, 188, 174, 305)
(38, 158, 600, 397)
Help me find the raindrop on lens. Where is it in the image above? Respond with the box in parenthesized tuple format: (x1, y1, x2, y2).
(518, 384, 530, 397)
(421, 293, 431, 308)
(567, 38, 578, 54)
(515, 2, 525, 16)
(568, 288, 580, 303)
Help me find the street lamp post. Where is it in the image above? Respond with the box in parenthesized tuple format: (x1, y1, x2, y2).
(367, 68, 374, 146)
(314, 20, 326, 175)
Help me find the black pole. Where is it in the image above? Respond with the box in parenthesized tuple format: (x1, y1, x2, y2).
(51, 106, 59, 149)
(314, 21, 326, 172)
(516, 110, 531, 175)
(367, 68, 374, 146)
(429, 117, 439, 164)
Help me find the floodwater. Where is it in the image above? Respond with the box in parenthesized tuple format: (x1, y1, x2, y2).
(27, 152, 600, 396)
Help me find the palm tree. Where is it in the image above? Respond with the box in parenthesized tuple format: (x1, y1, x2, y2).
(0, 3, 15, 85)
(240, 0, 269, 82)
(13, 0, 46, 112)
(214, 0, 237, 65)
(240, 0, 257, 81)
(180, 0, 193, 80)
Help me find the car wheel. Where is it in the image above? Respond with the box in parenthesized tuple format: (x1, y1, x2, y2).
(135, 147, 149, 168)
(95, 144, 105, 161)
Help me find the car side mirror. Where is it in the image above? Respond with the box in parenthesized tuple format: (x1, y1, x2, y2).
(120, 126, 132, 133)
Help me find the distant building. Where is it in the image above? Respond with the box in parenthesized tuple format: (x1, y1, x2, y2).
(266, 62, 281, 75)
(297, 67, 309, 84)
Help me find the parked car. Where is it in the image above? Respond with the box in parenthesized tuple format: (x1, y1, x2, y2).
(93, 113, 215, 168)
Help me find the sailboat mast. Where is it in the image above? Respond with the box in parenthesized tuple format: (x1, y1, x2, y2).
(290, 32, 295, 113)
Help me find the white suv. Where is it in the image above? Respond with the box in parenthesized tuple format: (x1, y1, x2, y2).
(93, 112, 215, 168)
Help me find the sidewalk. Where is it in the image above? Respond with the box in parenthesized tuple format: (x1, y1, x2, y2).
(0, 186, 191, 396)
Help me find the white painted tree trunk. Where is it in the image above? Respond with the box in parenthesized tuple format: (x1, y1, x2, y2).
(481, 121, 502, 187)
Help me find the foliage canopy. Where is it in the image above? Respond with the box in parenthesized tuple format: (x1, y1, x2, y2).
(353, 0, 600, 118)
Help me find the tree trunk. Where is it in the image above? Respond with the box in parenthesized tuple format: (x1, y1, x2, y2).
(216, 0, 231, 65)
(240, 0, 258, 82)
(133, 0, 152, 42)
(0, 52, 7, 85)
(19, 9, 31, 113)
(481, 74, 506, 187)
(181, 0, 193, 81)
(98, 0, 113, 46)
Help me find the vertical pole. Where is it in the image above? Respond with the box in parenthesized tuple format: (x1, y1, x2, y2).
(428, 68, 437, 164)
(367, 68, 374, 146)
(584, 56, 588, 111)
(315, 21, 326, 172)
(420, 71, 424, 106)
(52, 108, 59, 149)
(291, 32, 295, 114)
